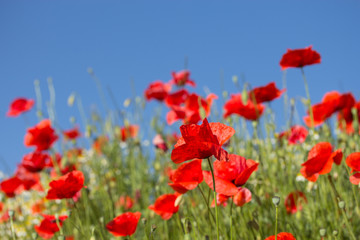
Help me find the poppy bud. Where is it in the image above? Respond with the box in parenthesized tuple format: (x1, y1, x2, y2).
(272, 196, 280, 206)
(319, 228, 326, 237)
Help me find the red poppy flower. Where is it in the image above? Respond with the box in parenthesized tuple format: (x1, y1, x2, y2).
(116, 196, 135, 210)
(211, 194, 230, 207)
(119, 125, 139, 142)
(279, 125, 308, 145)
(0, 176, 22, 198)
(24, 119, 58, 151)
(165, 89, 189, 107)
(168, 159, 203, 194)
(31, 200, 46, 214)
(345, 152, 360, 185)
(303, 91, 355, 128)
(265, 232, 296, 240)
(284, 191, 307, 214)
(34, 214, 68, 239)
(63, 126, 81, 140)
(166, 93, 217, 125)
(346, 152, 360, 173)
(233, 187, 252, 207)
(148, 193, 180, 220)
(223, 94, 265, 120)
(153, 134, 168, 152)
(300, 142, 342, 182)
(169, 70, 196, 87)
(7, 97, 34, 117)
(349, 173, 360, 185)
(213, 154, 259, 187)
(93, 136, 109, 154)
(280, 46, 321, 70)
(46, 170, 85, 199)
(21, 151, 50, 172)
(203, 171, 239, 196)
(106, 212, 141, 237)
(248, 82, 285, 104)
(15, 165, 43, 192)
(144, 81, 172, 101)
(171, 118, 235, 163)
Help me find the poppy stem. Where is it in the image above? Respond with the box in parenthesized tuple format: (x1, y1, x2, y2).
(9, 211, 16, 240)
(207, 157, 220, 240)
(197, 185, 216, 225)
(275, 206, 279, 240)
(230, 197, 234, 240)
(300, 67, 314, 129)
(55, 214, 64, 237)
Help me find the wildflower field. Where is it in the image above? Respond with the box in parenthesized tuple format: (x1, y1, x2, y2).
(1, 46, 360, 240)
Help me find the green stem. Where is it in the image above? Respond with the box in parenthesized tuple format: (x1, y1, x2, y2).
(207, 158, 219, 240)
(275, 206, 278, 240)
(9, 211, 16, 240)
(301, 67, 314, 129)
(230, 197, 234, 240)
(341, 207, 356, 240)
(198, 185, 216, 225)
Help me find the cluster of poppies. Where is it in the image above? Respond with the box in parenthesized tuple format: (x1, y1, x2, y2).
(1, 45, 359, 239)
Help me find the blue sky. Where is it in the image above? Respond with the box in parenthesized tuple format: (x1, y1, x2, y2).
(0, 1, 359, 173)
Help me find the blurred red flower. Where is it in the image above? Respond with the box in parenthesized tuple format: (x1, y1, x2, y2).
(168, 159, 203, 194)
(15, 165, 43, 192)
(0, 176, 22, 197)
(166, 93, 217, 125)
(63, 126, 81, 140)
(153, 134, 168, 152)
(280, 46, 321, 70)
(106, 212, 141, 237)
(345, 152, 360, 184)
(34, 214, 68, 239)
(211, 194, 230, 207)
(24, 119, 58, 151)
(171, 118, 235, 163)
(46, 170, 85, 199)
(6, 97, 34, 117)
(116, 196, 134, 210)
(223, 94, 265, 120)
(284, 191, 307, 214)
(165, 89, 189, 107)
(265, 232, 296, 240)
(248, 82, 285, 104)
(303, 91, 356, 128)
(300, 142, 342, 182)
(93, 136, 109, 154)
(144, 81, 172, 101)
(119, 125, 139, 141)
(169, 70, 196, 87)
(21, 151, 50, 172)
(31, 199, 46, 214)
(233, 187, 252, 207)
(279, 125, 308, 145)
(148, 193, 180, 220)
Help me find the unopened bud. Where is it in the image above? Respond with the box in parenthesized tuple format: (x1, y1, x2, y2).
(272, 196, 280, 206)
(151, 224, 157, 232)
(338, 201, 345, 209)
(319, 228, 326, 237)
(332, 230, 338, 236)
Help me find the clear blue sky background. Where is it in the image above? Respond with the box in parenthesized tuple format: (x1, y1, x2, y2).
(0, 1, 359, 174)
